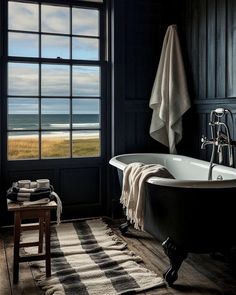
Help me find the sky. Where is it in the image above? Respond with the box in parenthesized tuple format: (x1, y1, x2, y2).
(8, 98, 100, 115)
(8, 1, 100, 115)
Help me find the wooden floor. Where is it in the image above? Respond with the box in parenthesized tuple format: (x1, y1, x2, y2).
(1, 219, 236, 295)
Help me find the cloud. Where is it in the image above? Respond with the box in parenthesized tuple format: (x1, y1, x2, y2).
(8, 2, 99, 37)
(9, 32, 98, 60)
(41, 35, 70, 59)
(41, 5, 70, 34)
(8, 2, 39, 31)
(8, 98, 38, 114)
(8, 63, 39, 95)
(72, 66, 100, 96)
(9, 32, 38, 57)
(41, 64, 70, 96)
(73, 99, 99, 114)
(8, 63, 100, 97)
(72, 38, 98, 60)
(41, 99, 69, 114)
(72, 8, 99, 36)
(8, 97, 99, 116)
(8, 2, 99, 61)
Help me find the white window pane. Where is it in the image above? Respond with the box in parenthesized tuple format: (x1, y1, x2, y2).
(42, 5, 69, 34)
(8, 132, 39, 160)
(42, 131, 70, 158)
(8, 63, 39, 96)
(9, 32, 39, 57)
(72, 130, 100, 157)
(41, 99, 70, 129)
(42, 35, 69, 59)
(72, 8, 99, 36)
(8, 98, 39, 130)
(72, 37, 99, 60)
(72, 99, 100, 129)
(41, 64, 70, 96)
(8, 2, 39, 31)
(72, 66, 100, 96)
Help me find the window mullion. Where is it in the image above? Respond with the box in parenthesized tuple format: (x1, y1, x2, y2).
(70, 5, 73, 158)
(39, 2, 42, 159)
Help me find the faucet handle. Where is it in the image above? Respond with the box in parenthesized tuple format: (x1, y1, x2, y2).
(201, 135, 208, 149)
(201, 135, 207, 142)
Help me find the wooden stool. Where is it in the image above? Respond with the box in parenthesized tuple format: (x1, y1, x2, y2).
(7, 201, 57, 284)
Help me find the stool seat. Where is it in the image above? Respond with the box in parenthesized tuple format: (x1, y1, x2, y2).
(7, 200, 57, 284)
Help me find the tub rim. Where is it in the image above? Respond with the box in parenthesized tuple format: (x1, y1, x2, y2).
(109, 153, 236, 188)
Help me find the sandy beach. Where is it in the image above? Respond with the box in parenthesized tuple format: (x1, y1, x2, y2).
(8, 131, 99, 139)
(8, 133, 100, 160)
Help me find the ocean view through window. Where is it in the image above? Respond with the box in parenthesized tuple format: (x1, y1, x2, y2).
(7, 0, 103, 160)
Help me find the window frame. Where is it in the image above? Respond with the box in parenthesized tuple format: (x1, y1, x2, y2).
(3, 0, 107, 161)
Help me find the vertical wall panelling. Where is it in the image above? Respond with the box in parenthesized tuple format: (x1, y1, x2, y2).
(110, 0, 179, 216)
(199, 0, 207, 99)
(227, 0, 236, 97)
(191, 0, 200, 99)
(216, 0, 226, 98)
(112, 0, 179, 156)
(207, 0, 216, 99)
(111, 0, 126, 155)
(124, 110, 136, 152)
(183, 0, 236, 165)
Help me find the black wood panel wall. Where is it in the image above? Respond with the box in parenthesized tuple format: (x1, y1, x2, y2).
(112, 0, 182, 156)
(110, 0, 184, 216)
(182, 0, 236, 163)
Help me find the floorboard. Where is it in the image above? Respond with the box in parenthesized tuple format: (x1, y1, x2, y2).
(108, 219, 236, 295)
(0, 234, 11, 295)
(1, 220, 236, 295)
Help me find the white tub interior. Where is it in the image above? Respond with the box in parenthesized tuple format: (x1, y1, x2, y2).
(109, 153, 236, 188)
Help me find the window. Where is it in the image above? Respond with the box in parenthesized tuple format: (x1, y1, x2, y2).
(7, 0, 104, 160)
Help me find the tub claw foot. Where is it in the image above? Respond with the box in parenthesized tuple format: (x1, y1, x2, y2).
(162, 237, 188, 285)
(119, 221, 130, 235)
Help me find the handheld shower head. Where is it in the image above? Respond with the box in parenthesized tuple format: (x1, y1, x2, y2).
(214, 108, 233, 118)
(214, 108, 225, 115)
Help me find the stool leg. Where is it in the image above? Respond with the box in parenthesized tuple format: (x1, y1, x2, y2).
(13, 212, 21, 284)
(38, 217, 44, 253)
(45, 210, 51, 277)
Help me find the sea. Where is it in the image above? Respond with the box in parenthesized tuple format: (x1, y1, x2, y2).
(8, 114, 100, 136)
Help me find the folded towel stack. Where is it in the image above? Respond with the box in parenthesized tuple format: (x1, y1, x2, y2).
(7, 179, 62, 225)
(7, 179, 52, 202)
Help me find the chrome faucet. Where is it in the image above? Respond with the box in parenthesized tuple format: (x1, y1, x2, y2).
(201, 108, 235, 180)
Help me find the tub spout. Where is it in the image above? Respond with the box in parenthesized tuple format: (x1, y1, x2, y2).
(200, 136, 214, 150)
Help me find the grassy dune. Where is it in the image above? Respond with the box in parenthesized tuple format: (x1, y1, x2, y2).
(8, 137, 100, 160)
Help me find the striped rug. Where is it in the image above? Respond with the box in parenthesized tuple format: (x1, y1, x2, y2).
(23, 219, 164, 294)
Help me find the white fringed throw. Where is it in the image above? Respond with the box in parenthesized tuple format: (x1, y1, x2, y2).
(23, 219, 164, 295)
(121, 163, 174, 230)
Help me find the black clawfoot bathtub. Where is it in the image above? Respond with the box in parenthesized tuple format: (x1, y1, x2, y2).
(109, 153, 236, 285)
